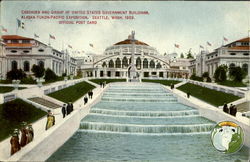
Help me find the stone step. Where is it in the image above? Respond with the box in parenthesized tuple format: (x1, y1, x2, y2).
(28, 97, 61, 109)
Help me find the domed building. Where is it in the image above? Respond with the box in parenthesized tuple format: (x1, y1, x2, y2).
(77, 34, 190, 80)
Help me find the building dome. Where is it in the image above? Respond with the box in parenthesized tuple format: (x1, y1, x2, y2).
(114, 39, 149, 46)
(104, 35, 158, 56)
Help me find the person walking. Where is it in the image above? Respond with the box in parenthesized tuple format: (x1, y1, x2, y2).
(27, 124, 34, 141)
(90, 90, 93, 99)
(20, 122, 27, 147)
(84, 96, 88, 105)
(25, 126, 32, 144)
(88, 91, 91, 99)
(66, 103, 71, 115)
(229, 104, 234, 115)
(45, 111, 55, 130)
(69, 102, 74, 112)
(61, 104, 66, 118)
(223, 103, 229, 113)
(10, 131, 21, 155)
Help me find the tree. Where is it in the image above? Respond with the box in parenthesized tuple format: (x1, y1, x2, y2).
(229, 66, 247, 82)
(6, 69, 26, 80)
(31, 64, 45, 78)
(76, 69, 83, 78)
(186, 49, 194, 59)
(180, 53, 184, 58)
(214, 65, 227, 82)
(44, 68, 58, 81)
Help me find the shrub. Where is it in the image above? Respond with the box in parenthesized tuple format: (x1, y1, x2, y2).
(6, 69, 26, 80)
(214, 65, 227, 82)
(190, 74, 203, 81)
(229, 66, 247, 82)
(31, 64, 45, 78)
(21, 76, 36, 84)
(44, 68, 58, 81)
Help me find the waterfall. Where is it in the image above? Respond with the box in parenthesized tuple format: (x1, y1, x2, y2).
(80, 83, 215, 135)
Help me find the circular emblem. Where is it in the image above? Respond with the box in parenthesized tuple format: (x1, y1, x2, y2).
(211, 121, 244, 154)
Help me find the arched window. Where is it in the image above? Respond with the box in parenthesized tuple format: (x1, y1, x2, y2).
(38, 61, 44, 68)
(102, 62, 107, 68)
(115, 58, 121, 68)
(242, 64, 248, 73)
(122, 57, 128, 68)
(108, 60, 114, 68)
(136, 57, 141, 69)
(156, 62, 162, 69)
(229, 63, 235, 69)
(150, 60, 155, 68)
(11, 61, 18, 70)
(143, 59, 148, 69)
(23, 61, 30, 72)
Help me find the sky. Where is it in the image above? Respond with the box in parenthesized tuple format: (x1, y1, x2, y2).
(1, 1, 249, 58)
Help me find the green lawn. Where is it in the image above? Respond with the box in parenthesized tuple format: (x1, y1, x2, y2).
(0, 86, 26, 93)
(48, 81, 95, 103)
(0, 87, 14, 93)
(89, 79, 126, 85)
(177, 83, 241, 107)
(217, 80, 247, 87)
(0, 99, 47, 141)
(142, 79, 181, 86)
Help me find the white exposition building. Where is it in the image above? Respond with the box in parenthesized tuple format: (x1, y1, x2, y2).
(76, 35, 191, 79)
(192, 37, 249, 78)
(0, 35, 77, 79)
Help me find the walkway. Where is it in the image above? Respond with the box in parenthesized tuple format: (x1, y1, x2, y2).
(0, 79, 105, 161)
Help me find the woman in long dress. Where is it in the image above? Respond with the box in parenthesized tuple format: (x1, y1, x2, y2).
(45, 112, 55, 130)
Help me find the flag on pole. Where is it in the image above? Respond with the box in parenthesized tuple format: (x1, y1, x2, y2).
(89, 43, 94, 48)
(200, 45, 204, 49)
(34, 33, 39, 38)
(174, 44, 180, 48)
(1, 26, 7, 32)
(49, 34, 55, 40)
(207, 41, 212, 46)
(17, 18, 25, 29)
(223, 37, 228, 42)
(68, 45, 72, 49)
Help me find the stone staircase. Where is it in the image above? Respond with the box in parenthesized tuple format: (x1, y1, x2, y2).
(28, 97, 61, 109)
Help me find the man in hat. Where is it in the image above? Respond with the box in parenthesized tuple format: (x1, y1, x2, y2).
(84, 96, 88, 105)
(223, 103, 229, 114)
(66, 103, 71, 115)
(20, 122, 27, 147)
(26, 124, 34, 143)
(61, 104, 67, 118)
(10, 131, 21, 155)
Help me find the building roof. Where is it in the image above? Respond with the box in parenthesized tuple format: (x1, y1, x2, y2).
(228, 46, 250, 50)
(236, 37, 250, 43)
(114, 39, 149, 46)
(5, 43, 33, 47)
(2, 35, 33, 40)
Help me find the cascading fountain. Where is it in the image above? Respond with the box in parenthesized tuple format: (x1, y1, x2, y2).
(48, 82, 249, 161)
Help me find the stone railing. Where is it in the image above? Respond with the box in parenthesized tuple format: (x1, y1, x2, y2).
(187, 80, 246, 97)
(0, 92, 17, 104)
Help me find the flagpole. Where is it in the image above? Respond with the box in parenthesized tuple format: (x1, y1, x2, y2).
(48, 35, 51, 46)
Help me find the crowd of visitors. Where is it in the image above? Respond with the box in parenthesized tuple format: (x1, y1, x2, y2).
(10, 122, 34, 155)
(61, 102, 74, 118)
(223, 103, 237, 116)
